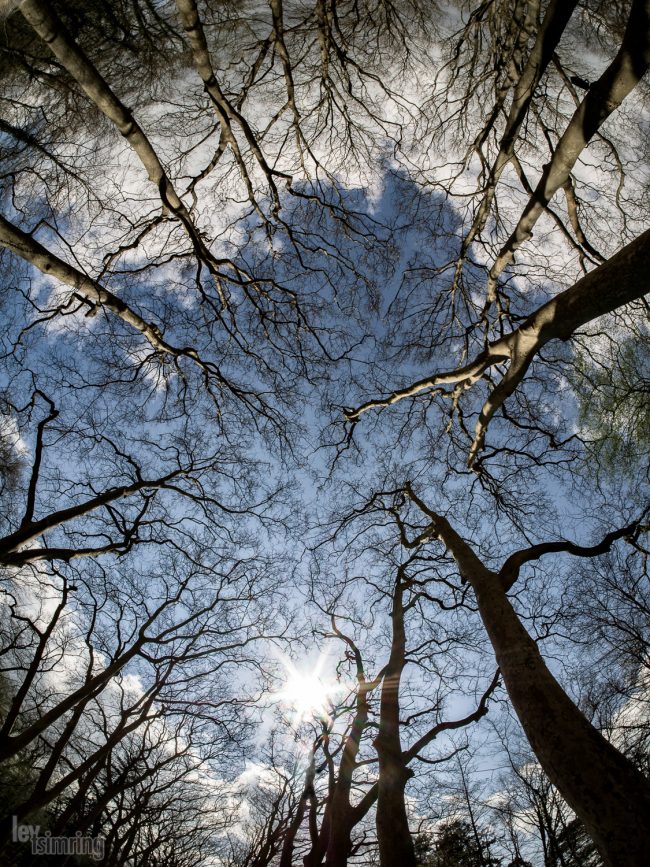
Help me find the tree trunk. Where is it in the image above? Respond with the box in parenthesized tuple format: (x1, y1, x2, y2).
(375, 759, 416, 867)
(406, 498, 650, 867)
(462, 0, 579, 252)
(312, 625, 380, 867)
(19, 0, 237, 306)
(374, 574, 417, 867)
(488, 0, 650, 294)
(472, 573, 650, 866)
(323, 808, 353, 867)
(280, 747, 317, 867)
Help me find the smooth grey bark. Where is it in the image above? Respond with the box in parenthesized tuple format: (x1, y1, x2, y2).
(19, 0, 189, 215)
(405, 485, 650, 867)
(0, 214, 175, 356)
(174, 0, 288, 211)
(0, 214, 240, 396)
(460, 0, 579, 257)
(348, 227, 650, 464)
(487, 0, 650, 296)
(19, 0, 239, 304)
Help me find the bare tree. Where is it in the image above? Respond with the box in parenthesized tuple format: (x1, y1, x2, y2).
(308, 512, 501, 867)
(1, 3, 649, 866)
(343, 482, 650, 865)
(0, 547, 285, 836)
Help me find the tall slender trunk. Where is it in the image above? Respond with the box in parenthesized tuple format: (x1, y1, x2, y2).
(461, 0, 579, 254)
(280, 746, 318, 867)
(19, 0, 240, 307)
(488, 0, 650, 296)
(323, 714, 363, 867)
(303, 627, 380, 867)
(374, 574, 417, 867)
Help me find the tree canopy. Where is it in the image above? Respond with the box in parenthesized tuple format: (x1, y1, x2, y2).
(0, 1, 648, 866)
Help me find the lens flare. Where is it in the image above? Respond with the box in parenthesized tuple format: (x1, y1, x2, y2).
(273, 652, 344, 727)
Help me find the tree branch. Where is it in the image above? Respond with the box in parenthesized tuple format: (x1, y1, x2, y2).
(347, 228, 650, 466)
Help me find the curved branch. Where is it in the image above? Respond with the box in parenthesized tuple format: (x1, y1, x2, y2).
(0, 214, 177, 354)
(0, 467, 182, 563)
(499, 516, 648, 591)
(403, 669, 500, 762)
(0, 214, 267, 411)
(459, 0, 579, 258)
(347, 228, 650, 465)
(175, 0, 291, 213)
(19, 0, 249, 306)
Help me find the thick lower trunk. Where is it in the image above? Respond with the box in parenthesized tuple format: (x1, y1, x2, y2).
(473, 575, 650, 867)
(323, 807, 352, 867)
(279, 802, 306, 867)
(405, 499, 650, 867)
(301, 754, 352, 866)
(316, 627, 379, 867)
(376, 758, 416, 867)
(303, 813, 328, 867)
(375, 575, 417, 867)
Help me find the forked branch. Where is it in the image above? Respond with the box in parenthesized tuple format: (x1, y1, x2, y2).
(347, 228, 650, 465)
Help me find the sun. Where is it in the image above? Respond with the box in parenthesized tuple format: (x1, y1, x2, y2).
(281, 671, 330, 717)
(274, 652, 343, 726)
